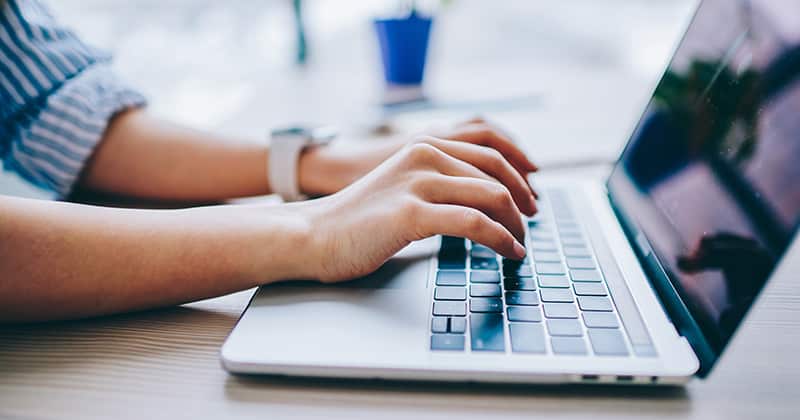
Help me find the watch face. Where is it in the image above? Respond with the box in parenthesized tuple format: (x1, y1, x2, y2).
(309, 126, 338, 144)
(272, 127, 311, 137)
(272, 125, 338, 144)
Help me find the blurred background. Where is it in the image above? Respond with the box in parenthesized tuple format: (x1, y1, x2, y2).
(1, 0, 695, 199)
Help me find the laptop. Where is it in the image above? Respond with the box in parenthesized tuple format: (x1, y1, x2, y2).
(221, 0, 800, 384)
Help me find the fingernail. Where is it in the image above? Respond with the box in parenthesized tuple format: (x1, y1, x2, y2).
(513, 241, 527, 259)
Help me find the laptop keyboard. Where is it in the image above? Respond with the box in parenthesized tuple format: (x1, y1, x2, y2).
(430, 189, 633, 356)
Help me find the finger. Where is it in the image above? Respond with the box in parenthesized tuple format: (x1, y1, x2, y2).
(453, 123, 539, 173)
(420, 137, 537, 216)
(414, 174, 527, 243)
(417, 203, 526, 260)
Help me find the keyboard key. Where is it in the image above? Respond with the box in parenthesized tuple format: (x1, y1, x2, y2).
(504, 277, 536, 291)
(540, 288, 575, 303)
(573, 282, 607, 296)
(532, 251, 561, 262)
(440, 236, 465, 251)
(431, 334, 465, 351)
(471, 257, 499, 271)
(566, 258, 596, 269)
(503, 264, 533, 277)
(505, 291, 539, 306)
(470, 298, 503, 313)
(509, 323, 546, 353)
(433, 301, 466, 316)
(543, 303, 578, 319)
(470, 244, 496, 259)
(558, 227, 582, 237)
(438, 257, 465, 270)
(535, 263, 566, 275)
(578, 296, 613, 312)
(563, 246, 591, 258)
(554, 214, 575, 223)
(530, 231, 554, 241)
(470, 271, 500, 283)
(561, 236, 586, 246)
(587, 329, 629, 356)
(556, 220, 579, 229)
(582, 312, 619, 329)
(570, 269, 602, 282)
(546, 319, 583, 336)
(438, 237, 466, 269)
(431, 317, 448, 333)
(470, 314, 505, 351)
(530, 241, 558, 251)
(436, 271, 466, 286)
(502, 256, 529, 265)
(527, 219, 546, 228)
(449, 317, 467, 333)
(434, 286, 466, 301)
(470, 284, 501, 297)
(507, 306, 542, 322)
(551, 337, 588, 355)
(538, 275, 569, 288)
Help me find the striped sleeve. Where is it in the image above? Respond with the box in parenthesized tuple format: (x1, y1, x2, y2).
(3, 64, 146, 197)
(0, 0, 146, 197)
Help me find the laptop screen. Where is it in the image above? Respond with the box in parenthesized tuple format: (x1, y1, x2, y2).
(607, 0, 800, 362)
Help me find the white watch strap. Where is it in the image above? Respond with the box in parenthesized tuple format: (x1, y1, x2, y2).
(268, 134, 307, 202)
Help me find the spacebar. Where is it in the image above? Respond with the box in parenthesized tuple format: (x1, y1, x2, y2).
(576, 193, 657, 357)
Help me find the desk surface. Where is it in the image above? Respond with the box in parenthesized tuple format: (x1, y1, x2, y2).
(3, 1, 799, 419)
(2, 242, 800, 420)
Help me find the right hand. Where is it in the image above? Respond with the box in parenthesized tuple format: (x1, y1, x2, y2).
(289, 137, 537, 283)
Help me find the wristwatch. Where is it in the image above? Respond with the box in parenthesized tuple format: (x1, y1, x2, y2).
(268, 125, 338, 202)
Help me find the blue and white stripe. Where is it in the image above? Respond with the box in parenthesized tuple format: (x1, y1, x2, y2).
(1, 0, 145, 197)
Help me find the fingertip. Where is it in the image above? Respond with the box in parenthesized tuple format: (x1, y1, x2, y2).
(512, 241, 527, 260)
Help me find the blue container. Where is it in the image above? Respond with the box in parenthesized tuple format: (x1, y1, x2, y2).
(374, 12, 433, 86)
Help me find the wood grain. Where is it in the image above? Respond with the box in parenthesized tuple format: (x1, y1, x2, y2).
(2, 252, 799, 420)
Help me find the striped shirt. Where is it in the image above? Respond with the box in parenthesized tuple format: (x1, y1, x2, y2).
(0, 0, 146, 197)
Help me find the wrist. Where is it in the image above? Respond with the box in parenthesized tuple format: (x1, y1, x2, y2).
(219, 204, 316, 284)
(297, 145, 353, 197)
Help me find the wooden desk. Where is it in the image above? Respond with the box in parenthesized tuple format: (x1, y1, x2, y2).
(2, 245, 799, 420)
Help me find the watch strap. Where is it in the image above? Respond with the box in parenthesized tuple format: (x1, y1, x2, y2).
(268, 133, 307, 202)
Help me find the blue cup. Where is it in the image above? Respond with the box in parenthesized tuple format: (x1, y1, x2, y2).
(374, 12, 433, 86)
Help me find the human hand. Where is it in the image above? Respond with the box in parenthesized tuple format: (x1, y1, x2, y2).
(289, 139, 535, 283)
(297, 117, 538, 197)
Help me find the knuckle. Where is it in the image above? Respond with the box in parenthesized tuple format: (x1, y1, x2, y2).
(408, 172, 435, 196)
(413, 134, 437, 145)
(461, 208, 485, 231)
(491, 184, 512, 204)
(484, 147, 505, 169)
(400, 197, 422, 220)
(404, 142, 440, 165)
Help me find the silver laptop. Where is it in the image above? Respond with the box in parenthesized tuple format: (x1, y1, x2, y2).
(221, 0, 800, 385)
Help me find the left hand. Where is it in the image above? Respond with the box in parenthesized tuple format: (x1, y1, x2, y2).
(297, 117, 538, 198)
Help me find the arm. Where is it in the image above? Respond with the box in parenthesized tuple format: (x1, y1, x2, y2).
(1, 138, 535, 323)
(0, 195, 310, 322)
(78, 110, 538, 203)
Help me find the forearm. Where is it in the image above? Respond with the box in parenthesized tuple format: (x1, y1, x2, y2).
(0, 195, 310, 322)
(79, 108, 407, 201)
(79, 109, 273, 201)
